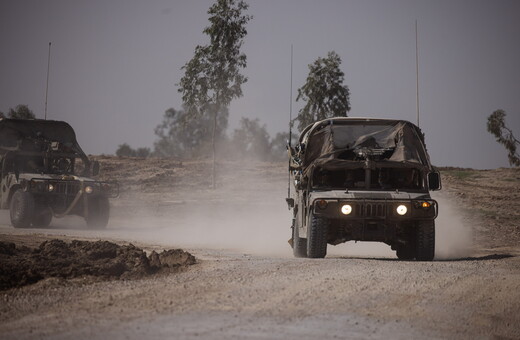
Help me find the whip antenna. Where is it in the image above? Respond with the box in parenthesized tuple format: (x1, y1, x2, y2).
(287, 44, 294, 202)
(289, 44, 293, 147)
(415, 20, 420, 127)
(44, 42, 52, 120)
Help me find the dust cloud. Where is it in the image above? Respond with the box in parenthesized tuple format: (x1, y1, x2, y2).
(108, 192, 474, 260)
(0, 162, 473, 261)
(104, 168, 296, 257)
(432, 193, 474, 260)
(47, 190, 474, 261)
(144, 202, 294, 257)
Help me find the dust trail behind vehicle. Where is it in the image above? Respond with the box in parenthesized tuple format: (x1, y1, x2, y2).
(431, 193, 474, 259)
(104, 164, 473, 260)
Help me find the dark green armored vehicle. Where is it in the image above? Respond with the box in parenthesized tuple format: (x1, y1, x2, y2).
(0, 119, 118, 229)
(287, 118, 441, 260)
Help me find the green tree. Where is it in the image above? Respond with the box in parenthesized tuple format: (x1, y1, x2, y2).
(487, 109, 520, 166)
(115, 144, 150, 158)
(116, 143, 136, 157)
(295, 51, 351, 131)
(135, 147, 151, 158)
(5, 105, 36, 119)
(178, 0, 252, 187)
(231, 118, 271, 160)
(153, 107, 227, 158)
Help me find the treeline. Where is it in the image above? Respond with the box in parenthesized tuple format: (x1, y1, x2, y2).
(116, 107, 292, 161)
(0, 105, 36, 119)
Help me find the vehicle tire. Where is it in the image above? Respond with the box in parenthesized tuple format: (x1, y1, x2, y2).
(307, 214, 328, 258)
(10, 190, 35, 228)
(86, 196, 110, 229)
(396, 229, 416, 260)
(292, 225, 307, 258)
(32, 206, 53, 228)
(415, 220, 435, 261)
(396, 244, 415, 260)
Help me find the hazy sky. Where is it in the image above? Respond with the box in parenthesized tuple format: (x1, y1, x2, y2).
(1, 0, 519, 169)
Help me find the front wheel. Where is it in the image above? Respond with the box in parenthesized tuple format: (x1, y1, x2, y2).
(396, 244, 415, 260)
(10, 190, 35, 228)
(416, 220, 435, 261)
(395, 229, 416, 260)
(307, 214, 328, 258)
(32, 206, 53, 228)
(85, 196, 110, 229)
(292, 225, 307, 258)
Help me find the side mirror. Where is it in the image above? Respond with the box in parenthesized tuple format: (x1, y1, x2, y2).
(286, 198, 295, 209)
(91, 161, 100, 177)
(0, 157, 5, 176)
(428, 172, 441, 191)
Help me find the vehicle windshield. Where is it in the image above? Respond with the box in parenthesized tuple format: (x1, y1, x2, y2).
(331, 124, 399, 150)
(2, 140, 83, 176)
(312, 166, 425, 191)
(302, 120, 429, 167)
(0, 119, 90, 177)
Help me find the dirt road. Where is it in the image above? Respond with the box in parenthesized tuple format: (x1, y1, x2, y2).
(1, 161, 519, 339)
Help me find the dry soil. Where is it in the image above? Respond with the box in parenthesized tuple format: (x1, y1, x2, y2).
(0, 158, 519, 339)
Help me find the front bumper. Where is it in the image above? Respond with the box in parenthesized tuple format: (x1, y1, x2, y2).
(312, 198, 438, 221)
(24, 178, 119, 198)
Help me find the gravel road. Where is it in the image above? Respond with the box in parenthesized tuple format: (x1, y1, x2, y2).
(1, 163, 519, 339)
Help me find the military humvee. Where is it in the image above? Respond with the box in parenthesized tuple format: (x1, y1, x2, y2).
(287, 118, 441, 260)
(0, 119, 118, 228)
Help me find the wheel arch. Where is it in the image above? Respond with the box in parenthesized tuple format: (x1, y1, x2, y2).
(3, 184, 22, 209)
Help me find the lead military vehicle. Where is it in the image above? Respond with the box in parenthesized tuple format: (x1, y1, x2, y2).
(287, 118, 441, 260)
(0, 119, 118, 228)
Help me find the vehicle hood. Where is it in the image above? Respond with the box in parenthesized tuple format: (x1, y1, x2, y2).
(309, 190, 432, 201)
(17, 172, 96, 182)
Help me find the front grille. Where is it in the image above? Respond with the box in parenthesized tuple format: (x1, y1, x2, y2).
(364, 202, 386, 217)
(352, 201, 387, 218)
(54, 181, 81, 196)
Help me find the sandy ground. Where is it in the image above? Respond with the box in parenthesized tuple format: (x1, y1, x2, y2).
(0, 159, 519, 339)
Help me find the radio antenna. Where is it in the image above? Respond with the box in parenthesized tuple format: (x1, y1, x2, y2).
(44, 42, 52, 120)
(287, 44, 294, 202)
(289, 45, 293, 145)
(415, 20, 420, 127)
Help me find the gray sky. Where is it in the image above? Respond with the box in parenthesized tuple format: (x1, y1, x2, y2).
(1, 0, 519, 169)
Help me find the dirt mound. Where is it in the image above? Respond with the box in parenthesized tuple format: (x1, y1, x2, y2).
(0, 239, 196, 290)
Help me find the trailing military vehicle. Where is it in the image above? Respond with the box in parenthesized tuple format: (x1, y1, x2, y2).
(287, 118, 441, 260)
(0, 119, 118, 229)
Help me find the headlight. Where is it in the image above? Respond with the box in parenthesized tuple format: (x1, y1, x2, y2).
(316, 199, 328, 210)
(341, 204, 352, 215)
(84, 186, 93, 194)
(396, 205, 408, 215)
(47, 183, 54, 192)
